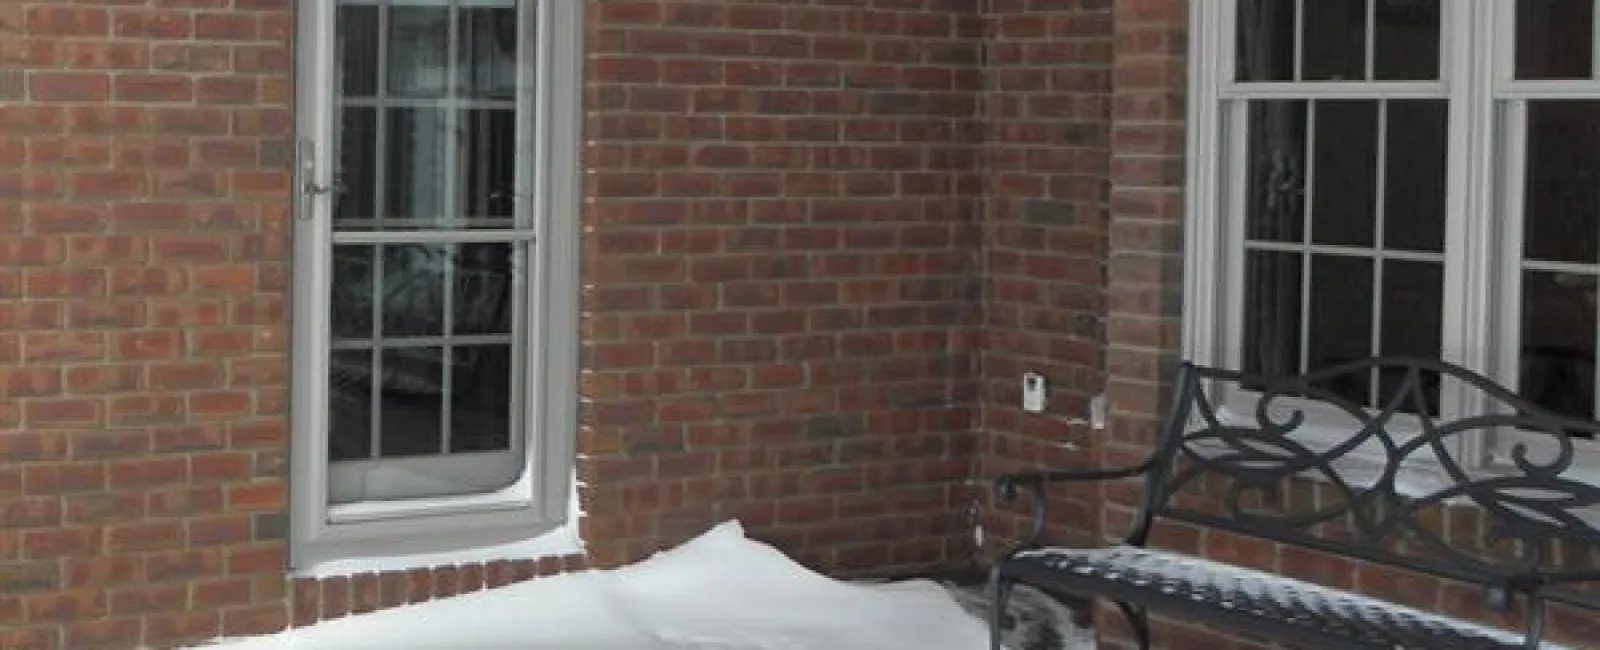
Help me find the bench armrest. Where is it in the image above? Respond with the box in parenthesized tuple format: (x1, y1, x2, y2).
(993, 462, 1156, 549)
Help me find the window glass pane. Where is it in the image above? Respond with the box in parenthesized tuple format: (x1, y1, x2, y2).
(1237, 0, 1297, 81)
(1310, 100, 1378, 247)
(379, 347, 447, 457)
(1516, 0, 1595, 80)
(1303, 0, 1367, 81)
(385, 108, 449, 223)
(1379, 261, 1443, 414)
(458, 7, 519, 100)
(329, 349, 374, 461)
(453, 242, 516, 336)
(1243, 250, 1303, 378)
(1384, 100, 1447, 252)
(380, 243, 448, 338)
(450, 344, 513, 453)
(1246, 100, 1308, 242)
(1374, 0, 1441, 81)
(387, 6, 450, 97)
(1307, 255, 1374, 404)
(1524, 101, 1600, 265)
(333, 107, 377, 227)
(1520, 271, 1596, 421)
(331, 244, 375, 342)
(338, 5, 379, 97)
(460, 110, 518, 223)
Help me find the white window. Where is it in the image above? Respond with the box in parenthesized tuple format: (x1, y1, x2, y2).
(1184, 0, 1600, 482)
(288, 0, 582, 570)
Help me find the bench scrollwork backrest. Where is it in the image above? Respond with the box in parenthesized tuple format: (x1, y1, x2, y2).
(1137, 357, 1600, 602)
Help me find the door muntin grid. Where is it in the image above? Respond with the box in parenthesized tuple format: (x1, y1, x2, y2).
(325, 0, 532, 505)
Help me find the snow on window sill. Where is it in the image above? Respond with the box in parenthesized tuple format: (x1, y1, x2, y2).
(290, 478, 589, 580)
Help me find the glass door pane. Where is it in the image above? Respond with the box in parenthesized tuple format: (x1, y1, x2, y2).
(1515, 0, 1596, 80)
(324, 0, 530, 504)
(1518, 100, 1600, 432)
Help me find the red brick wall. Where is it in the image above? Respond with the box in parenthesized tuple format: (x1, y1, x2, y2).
(976, 0, 1114, 555)
(577, 1, 986, 574)
(0, 1, 297, 647)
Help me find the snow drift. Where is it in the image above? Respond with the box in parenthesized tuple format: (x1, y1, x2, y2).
(188, 520, 996, 650)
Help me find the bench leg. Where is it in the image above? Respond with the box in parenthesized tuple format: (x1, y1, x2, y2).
(986, 564, 1013, 650)
(1113, 600, 1151, 650)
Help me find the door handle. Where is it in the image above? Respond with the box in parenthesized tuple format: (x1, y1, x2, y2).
(297, 137, 328, 222)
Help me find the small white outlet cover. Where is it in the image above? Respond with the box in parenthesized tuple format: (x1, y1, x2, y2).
(1021, 372, 1046, 413)
(1089, 393, 1107, 430)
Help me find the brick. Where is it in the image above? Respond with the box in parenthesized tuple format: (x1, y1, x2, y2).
(28, 7, 110, 37)
(25, 589, 107, 623)
(30, 72, 111, 102)
(144, 610, 221, 649)
(109, 583, 187, 616)
(219, 603, 287, 639)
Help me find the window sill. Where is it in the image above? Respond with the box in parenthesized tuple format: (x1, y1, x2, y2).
(289, 475, 585, 579)
(327, 484, 531, 525)
(290, 519, 585, 580)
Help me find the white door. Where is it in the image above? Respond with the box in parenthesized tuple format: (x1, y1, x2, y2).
(295, 0, 535, 506)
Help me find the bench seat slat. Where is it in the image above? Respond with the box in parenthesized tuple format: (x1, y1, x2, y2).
(1002, 546, 1578, 650)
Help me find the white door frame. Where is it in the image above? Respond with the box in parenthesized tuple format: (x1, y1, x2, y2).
(287, 0, 583, 572)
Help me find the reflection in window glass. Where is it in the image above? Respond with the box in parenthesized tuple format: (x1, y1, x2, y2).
(1516, 0, 1595, 80)
(379, 347, 447, 457)
(338, 5, 379, 97)
(1384, 101, 1447, 252)
(334, 107, 377, 225)
(385, 108, 449, 222)
(1308, 255, 1374, 404)
(453, 242, 516, 336)
(1520, 100, 1600, 431)
(1245, 100, 1307, 242)
(1236, 0, 1297, 81)
(461, 110, 518, 221)
(1373, 0, 1441, 80)
(1310, 101, 1378, 247)
(1524, 101, 1600, 265)
(458, 7, 519, 100)
(387, 6, 451, 97)
(1243, 250, 1303, 379)
(1379, 261, 1443, 413)
(450, 344, 514, 453)
(1302, 0, 1366, 81)
(1521, 272, 1597, 421)
(1236, 0, 1443, 82)
(329, 349, 374, 461)
(330, 244, 375, 342)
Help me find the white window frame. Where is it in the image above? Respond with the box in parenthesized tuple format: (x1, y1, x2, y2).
(1183, 0, 1600, 489)
(287, 0, 583, 572)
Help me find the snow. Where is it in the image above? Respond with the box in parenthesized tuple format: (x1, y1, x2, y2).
(184, 520, 996, 650)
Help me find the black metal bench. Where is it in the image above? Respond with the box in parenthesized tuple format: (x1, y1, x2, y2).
(988, 357, 1600, 649)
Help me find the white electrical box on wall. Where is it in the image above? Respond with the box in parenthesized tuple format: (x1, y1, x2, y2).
(1021, 372, 1047, 413)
